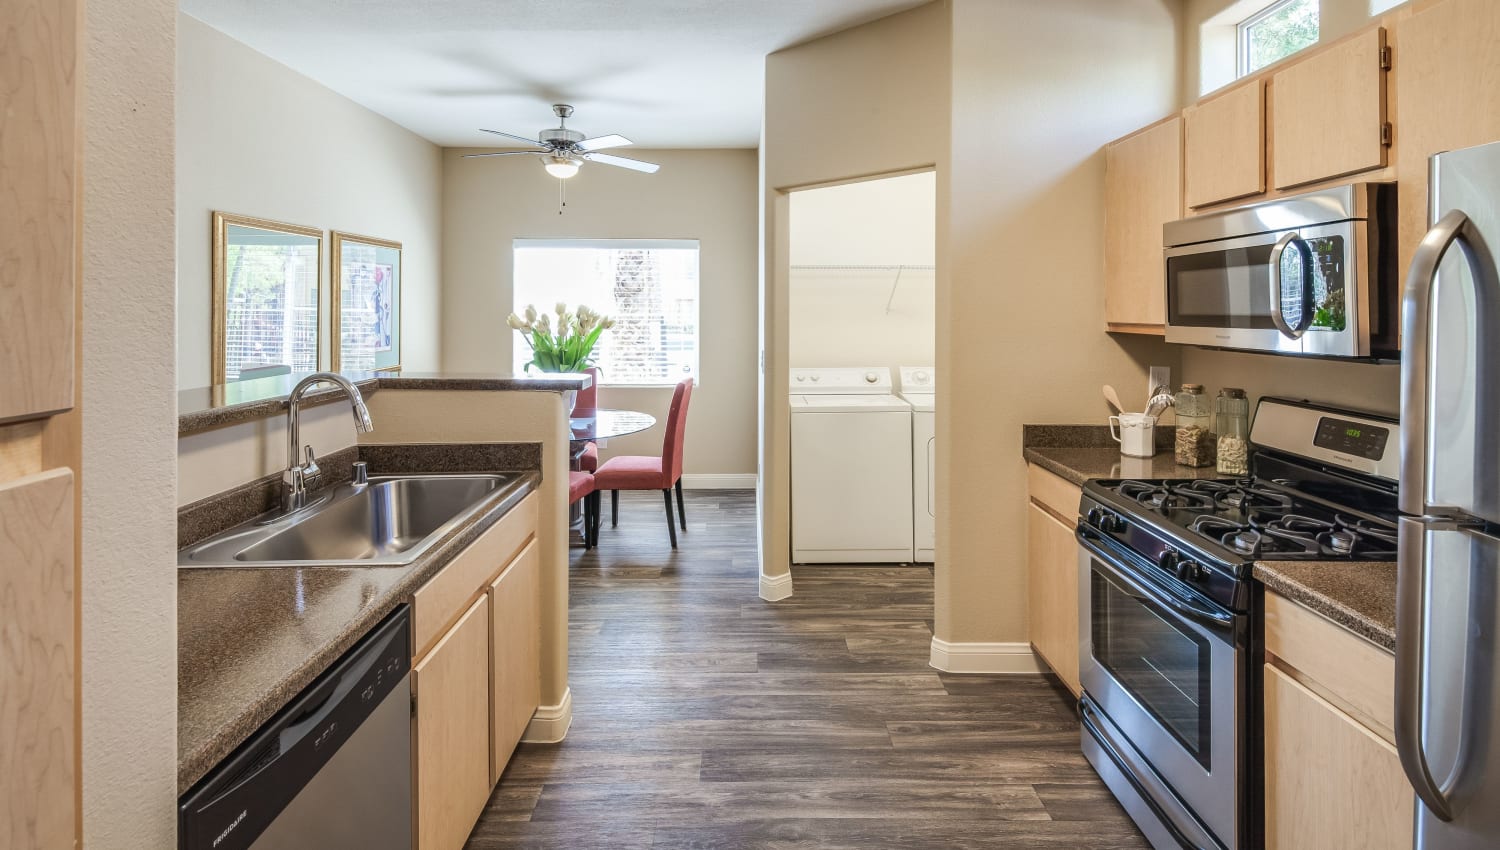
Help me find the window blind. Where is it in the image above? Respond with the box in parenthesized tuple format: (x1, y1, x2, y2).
(513, 239, 700, 386)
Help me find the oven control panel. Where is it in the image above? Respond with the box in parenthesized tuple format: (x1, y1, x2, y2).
(1313, 417, 1390, 461)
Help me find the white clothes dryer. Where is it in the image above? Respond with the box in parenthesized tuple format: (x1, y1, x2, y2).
(790, 367, 914, 563)
(899, 367, 935, 564)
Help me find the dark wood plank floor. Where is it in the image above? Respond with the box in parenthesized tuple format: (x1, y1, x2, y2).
(466, 490, 1146, 849)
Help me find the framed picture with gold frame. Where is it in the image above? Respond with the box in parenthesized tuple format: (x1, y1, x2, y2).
(212, 212, 324, 384)
(330, 232, 402, 373)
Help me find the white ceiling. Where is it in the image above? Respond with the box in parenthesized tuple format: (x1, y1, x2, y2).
(180, 0, 929, 149)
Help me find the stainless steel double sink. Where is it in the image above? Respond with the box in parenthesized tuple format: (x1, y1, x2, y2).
(180, 474, 517, 568)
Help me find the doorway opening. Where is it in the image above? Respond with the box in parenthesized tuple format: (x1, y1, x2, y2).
(785, 170, 937, 569)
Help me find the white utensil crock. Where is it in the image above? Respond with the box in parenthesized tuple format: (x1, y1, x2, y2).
(1109, 413, 1157, 458)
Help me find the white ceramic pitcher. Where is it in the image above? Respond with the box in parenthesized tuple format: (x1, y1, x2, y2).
(1109, 412, 1157, 458)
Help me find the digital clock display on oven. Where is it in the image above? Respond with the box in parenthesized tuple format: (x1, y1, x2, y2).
(1314, 417, 1389, 461)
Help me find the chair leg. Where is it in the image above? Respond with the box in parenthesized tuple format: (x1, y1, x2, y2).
(591, 492, 603, 547)
(662, 489, 678, 548)
(611, 489, 619, 527)
(674, 479, 686, 530)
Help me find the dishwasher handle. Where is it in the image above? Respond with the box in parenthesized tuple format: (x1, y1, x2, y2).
(179, 606, 411, 850)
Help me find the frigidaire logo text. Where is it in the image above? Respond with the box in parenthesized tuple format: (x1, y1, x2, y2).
(213, 809, 248, 848)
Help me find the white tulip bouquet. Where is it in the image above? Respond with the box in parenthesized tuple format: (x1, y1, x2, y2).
(506, 302, 615, 373)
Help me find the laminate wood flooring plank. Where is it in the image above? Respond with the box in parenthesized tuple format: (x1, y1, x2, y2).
(465, 491, 1145, 849)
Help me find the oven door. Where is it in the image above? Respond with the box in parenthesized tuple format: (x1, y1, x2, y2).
(1164, 220, 1370, 357)
(1077, 529, 1243, 849)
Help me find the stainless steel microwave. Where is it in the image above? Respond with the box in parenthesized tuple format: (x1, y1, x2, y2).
(1162, 183, 1398, 358)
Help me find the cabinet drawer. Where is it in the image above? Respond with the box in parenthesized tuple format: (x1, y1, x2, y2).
(1264, 591, 1394, 743)
(1027, 464, 1081, 522)
(412, 491, 537, 658)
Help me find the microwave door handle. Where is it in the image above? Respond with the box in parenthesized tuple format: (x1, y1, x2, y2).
(1269, 232, 1314, 339)
(1399, 209, 1500, 517)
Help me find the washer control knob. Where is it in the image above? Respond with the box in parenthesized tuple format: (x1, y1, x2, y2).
(865, 372, 879, 383)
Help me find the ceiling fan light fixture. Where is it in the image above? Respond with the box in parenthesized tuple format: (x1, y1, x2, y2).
(544, 155, 581, 179)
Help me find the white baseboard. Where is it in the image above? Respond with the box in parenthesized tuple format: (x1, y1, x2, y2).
(521, 687, 573, 743)
(928, 638, 1044, 674)
(680, 473, 758, 490)
(759, 571, 794, 601)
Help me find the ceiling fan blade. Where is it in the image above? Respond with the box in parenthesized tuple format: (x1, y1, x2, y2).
(585, 152, 660, 174)
(577, 134, 632, 152)
(477, 128, 548, 148)
(462, 150, 545, 158)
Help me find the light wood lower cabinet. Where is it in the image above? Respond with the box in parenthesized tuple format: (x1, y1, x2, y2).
(409, 492, 541, 850)
(489, 539, 542, 784)
(1264, 664, 1413, 849)
(413, 594, 493, 850)
(1026, 465, 1082, 696)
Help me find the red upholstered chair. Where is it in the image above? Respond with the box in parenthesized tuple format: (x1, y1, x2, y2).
(577, 367, 602, 473)
(568, 470, 600, 549)
(594, 378, 694, 548)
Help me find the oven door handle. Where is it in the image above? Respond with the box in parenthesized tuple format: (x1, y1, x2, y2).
(1269, 231, 1314, 340)
(1077, 528, 1235, 632)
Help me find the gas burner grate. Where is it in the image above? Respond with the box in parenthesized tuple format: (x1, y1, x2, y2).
(1189, 511, 1398, 559)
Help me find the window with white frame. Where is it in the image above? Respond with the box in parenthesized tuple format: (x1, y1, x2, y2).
(1238, 0, 1319, 76)
(512, 239, 699, 386)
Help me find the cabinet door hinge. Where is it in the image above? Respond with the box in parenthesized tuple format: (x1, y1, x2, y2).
(1379, 45, 1392, 71)
(410, 690, 418, 716)
(1381, 122, 1393, 147)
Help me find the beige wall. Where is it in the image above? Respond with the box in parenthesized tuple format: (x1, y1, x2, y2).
(943, 0, 1181, 645)
(1180, 349, 1401, 414)
(789, 171, 937, 370)
(440, 148, 759, 476)
(1185, 0, 1408, 99)
(175, 13, 444, 388)
(82, 0, 179, 844)
(762, 1, 953, 596)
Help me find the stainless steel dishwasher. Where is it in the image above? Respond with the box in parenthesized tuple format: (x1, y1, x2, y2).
(180, 606, 412, 850)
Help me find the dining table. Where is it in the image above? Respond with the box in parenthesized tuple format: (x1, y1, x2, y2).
(566, 407, 657, 539)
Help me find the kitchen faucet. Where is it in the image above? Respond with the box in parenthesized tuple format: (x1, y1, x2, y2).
(280, 372, 374, 515)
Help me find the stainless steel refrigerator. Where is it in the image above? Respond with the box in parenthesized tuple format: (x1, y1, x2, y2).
(1398, 139, 1500, 848)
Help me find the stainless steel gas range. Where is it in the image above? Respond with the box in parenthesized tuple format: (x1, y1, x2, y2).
(1075, 397, 1400, 850)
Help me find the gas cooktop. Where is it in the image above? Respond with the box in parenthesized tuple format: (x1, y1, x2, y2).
(1094, 477, 1398, 561)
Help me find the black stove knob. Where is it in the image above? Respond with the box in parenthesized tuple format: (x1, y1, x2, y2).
(1087, 507, 1121, 532)
(1158, 548, 1180, 573)
(1176, 560, 1204, 582)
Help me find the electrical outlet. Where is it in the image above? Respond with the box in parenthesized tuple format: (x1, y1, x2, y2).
(1149, 366, 1171, 399)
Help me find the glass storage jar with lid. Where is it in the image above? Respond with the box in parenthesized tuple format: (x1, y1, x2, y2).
(1174, 384, 1215, 467)
(1215, 388, 1250, 475)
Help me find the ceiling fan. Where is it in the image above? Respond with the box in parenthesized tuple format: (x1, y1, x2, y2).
(463, 104, 660, 179)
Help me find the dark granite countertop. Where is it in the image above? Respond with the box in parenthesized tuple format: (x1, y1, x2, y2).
(177, 471, 540, 794)
(1022, 423, 1396, 654)
(1254, 560, 1396, 652)
(179, 369, 592, 436)
(1022, 423, 1229, 487)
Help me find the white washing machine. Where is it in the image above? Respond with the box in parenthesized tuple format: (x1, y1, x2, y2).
(899, 367, 935, 564)
(791, 367, 913, 563)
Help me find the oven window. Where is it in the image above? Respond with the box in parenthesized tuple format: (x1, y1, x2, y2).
(1091, 567, 1213, 769)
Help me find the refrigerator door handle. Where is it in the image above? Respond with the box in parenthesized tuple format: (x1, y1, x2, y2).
(1400, 208, 1500, 517)
(1269, 231, 1314, 340)
(1396, 517, 1460, 822)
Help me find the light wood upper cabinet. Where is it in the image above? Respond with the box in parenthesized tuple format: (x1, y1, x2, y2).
(1026, 465, 1082, 696)
(0, 1, 78, 425)
(489, 539, 542, 784)
(0, 470, 74, 850)
(1184, 80, 1266, 209)
(413, 595, 493, 850)
(1273, 28, 1390, 190)
(1396, 0, 1500, 276)
(1264, 664, 1412, 850)
(1104, 117, 1182, 333)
